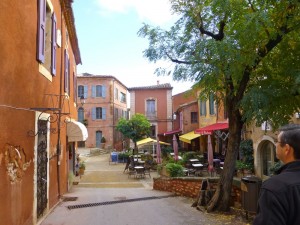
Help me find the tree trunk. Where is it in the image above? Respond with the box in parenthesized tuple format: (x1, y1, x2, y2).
(207, 107, 243, 212)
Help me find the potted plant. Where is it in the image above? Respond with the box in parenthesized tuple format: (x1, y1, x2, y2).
(79, 161, 86, 175)
(100, 136, 106, 149)
(82, 119, 88, 126)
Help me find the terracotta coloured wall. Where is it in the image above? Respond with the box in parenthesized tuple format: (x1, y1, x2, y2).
(130, 88, 172, 135)
(0, 0, 79, 224)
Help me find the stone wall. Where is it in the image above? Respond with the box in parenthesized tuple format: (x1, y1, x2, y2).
(153, 177, 242, 208)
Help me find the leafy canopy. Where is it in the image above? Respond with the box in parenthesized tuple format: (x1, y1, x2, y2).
(138, 0, 300, 128)
(116, 113, 151, 143)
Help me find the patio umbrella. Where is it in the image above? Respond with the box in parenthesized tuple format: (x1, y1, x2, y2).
(156, 137, 162, 164)
(207, 135, 214, 172)
(173, 134, 178, 161)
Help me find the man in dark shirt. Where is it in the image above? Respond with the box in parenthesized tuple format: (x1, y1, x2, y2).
(253, 124, 300, 225)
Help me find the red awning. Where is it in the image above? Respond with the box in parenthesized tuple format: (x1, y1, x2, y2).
(195, 122, 228, 135)
(158, 129, 182, 136)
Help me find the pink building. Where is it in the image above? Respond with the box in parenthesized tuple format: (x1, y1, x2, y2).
(77, 73, 128, 151)
(128, 82, 173, 142)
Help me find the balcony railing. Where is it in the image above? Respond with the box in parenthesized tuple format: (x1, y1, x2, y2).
(146, 111, 157, 119)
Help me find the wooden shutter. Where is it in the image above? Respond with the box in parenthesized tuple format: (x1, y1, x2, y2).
(37, 0, 46, 63)
(51, 13, 57, 75)
(64, 50, 69, 93)
(73, 72, 77, 102)
(83, 85, 88, 98)
(102, 85, 106, 98)
(102, 108, 106, 120)
(91, 108, 96, 120)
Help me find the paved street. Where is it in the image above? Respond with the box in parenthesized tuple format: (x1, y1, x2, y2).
(40, 149, 251, 225)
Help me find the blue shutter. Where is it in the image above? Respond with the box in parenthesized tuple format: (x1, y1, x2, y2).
(102, 108, 106, 120)
(91, 86, 96, 98)
(64, 50, 69, 93)
(83, 85, 88, 98)
(73, 73, 77, 102)
(91, 108, 96, 120)
(102, 85, 106, 98)
(51, 13, 57, 75)
(37, 0, 46, 63)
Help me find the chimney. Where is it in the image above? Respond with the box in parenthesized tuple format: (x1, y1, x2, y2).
(157, 80, 160, 85)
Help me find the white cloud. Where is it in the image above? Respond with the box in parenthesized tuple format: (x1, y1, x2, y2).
(95, 0, 175, 25)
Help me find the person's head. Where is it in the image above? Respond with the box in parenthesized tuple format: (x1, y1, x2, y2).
(276, 124, 300, 163)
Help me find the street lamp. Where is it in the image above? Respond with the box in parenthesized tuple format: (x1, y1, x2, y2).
(79, 95, 85, 107)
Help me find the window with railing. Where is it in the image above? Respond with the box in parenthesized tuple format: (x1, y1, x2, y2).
(146, 99, 156, 118)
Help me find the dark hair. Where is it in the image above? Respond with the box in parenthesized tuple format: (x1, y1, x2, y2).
(279, 124, 300, 159)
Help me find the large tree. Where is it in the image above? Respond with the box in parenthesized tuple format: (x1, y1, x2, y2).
(116, 113, 151, 154)
(138, 0, 300, 212)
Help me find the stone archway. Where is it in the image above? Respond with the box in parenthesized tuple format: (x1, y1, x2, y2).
(255, 136, 277, 179)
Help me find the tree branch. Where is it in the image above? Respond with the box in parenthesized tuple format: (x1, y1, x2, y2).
(165, 51, 198, 65)
(197, 14, 226, 41)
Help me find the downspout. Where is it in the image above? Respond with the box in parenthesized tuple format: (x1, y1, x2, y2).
(112, 79, 115, 149)
(56, 2, 65, 198)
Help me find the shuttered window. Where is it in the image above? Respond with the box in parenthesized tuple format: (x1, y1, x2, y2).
(51, 13, 57, 75)
(91, 107, 106, 120)
(37, 0, 56, 76)
(92, 85, 106, 98)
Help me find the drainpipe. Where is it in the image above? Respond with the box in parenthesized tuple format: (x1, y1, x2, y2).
(112, 79, 115, 149)
(56, 3, 66, 198)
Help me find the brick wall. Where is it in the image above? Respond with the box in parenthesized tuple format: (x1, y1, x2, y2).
(153, 177, 242, 208)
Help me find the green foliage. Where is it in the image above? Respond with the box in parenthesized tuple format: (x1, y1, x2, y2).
(238, 140, 254, 171)
(139, 0, 300, 210)
(138, 0, 300, 128)
(101, 136, 106, 143)
(79, 161, 86, 170)
(269, 161, 283, 175)
(165, 163, 184, 177)
(118, 152, 130, 161)
(161, 146, 173, 159)
(116, 113, 151, 144)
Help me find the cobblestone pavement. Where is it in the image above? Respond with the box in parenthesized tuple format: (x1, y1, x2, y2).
(40, 149, 253, 225)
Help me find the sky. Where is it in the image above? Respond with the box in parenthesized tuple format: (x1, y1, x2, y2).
(72, 0, 194, 95)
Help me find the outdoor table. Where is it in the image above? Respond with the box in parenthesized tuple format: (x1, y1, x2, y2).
(189, 159, 199, 162)
(192, 163, 204, 176)
(134, 166, 145, 178)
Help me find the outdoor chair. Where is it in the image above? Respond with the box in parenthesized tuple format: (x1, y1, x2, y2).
(144, 166, 151, 178)
(128, 166, 136, 178)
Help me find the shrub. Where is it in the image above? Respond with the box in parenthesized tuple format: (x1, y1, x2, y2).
(165, 163, 184, 177)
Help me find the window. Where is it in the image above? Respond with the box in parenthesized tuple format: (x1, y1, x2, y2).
(120, 92, 126, 103)
(200, 100, 206, 116)
(92, 107, 106, 120)
(115, 88, 119, 100)
(114, 108, 119, 120)
(78, 108, 84, 123)
(92, 85, 106, 98)
(191, 112, 198, 123)
(146, 99, 155, 113)
(209, 93, 215, 115)
(78, 85, 88, 98)
(37, 0, 57, 76)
